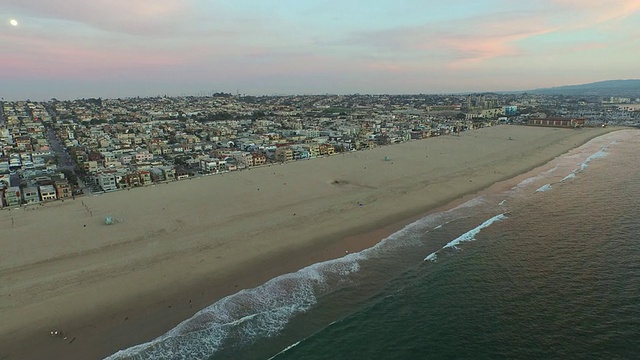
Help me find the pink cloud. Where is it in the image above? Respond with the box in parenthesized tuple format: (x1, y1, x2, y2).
(437, 30, 555, 68)
(342, 13, 556, 70)
(339, 1, 640, 70)
(0, 31, 186, 79)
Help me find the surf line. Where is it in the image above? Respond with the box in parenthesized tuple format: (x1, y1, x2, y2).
(424, 213, 507, 262)
(537, 145, 611, 193)
(268, 340, 303, 360)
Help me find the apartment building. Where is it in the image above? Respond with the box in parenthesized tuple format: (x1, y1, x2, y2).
(5, 186, 21, 206)
(39, 185, 57, 201)
(97, 172, 118, 191)
(23, 186, 41, 204)
(251, 153, 267, 166)
(200, 158, 226, 173)
(135, 151, 154, 162)
(54, 179, 72, 199)
(231, 151, 253, 168)
(275, 147, 294, 162)
(161, 167, 176, 181)
(302, 144, 320, 158)
(84, 160, 99, 173)
(319, 144, 335, 156)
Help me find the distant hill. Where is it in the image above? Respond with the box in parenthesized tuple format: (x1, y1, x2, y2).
(522, 79, 640, 97)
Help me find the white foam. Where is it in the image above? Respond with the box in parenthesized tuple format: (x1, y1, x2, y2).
(106, 194, 491, 359)
(557, 147, 610, 185)
(579, 147, 607, 171)
(424, 213, 507, 261)
(499, 200, 506, 206)
(512, 166, 558, 190)
(358, 195, 485, 255)
(268, 340, 302, 360)
(511, 133, 630, 194)
(105, 254, 363, 360)
(535, 184, 552, 192)
(443, 214, 507, 249)
(434, 218, 457, 231)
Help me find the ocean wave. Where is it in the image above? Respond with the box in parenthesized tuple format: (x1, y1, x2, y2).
(512, 166, 558, 190)
(104, 256, 362, 360)
(425, 213, 507, 262)
(536, 184, 552, 192)
(579, 147, 607, 171)
(268, 340, 302, 359)
(106, 195, 490, 360)
(359, 196, 484, 254)
(559, 146, 609, 183)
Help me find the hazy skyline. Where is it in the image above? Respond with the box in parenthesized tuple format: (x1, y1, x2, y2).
(2, 0, 640, 100)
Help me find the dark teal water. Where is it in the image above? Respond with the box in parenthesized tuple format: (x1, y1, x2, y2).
(106, 130, 640, 360)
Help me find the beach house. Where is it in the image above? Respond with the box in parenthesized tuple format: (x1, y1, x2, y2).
(251, 153, 267, 166)
(54, 179, 72, 199)
(275, 147, 294, 162)
(38, 185, 57, 201)
(4, 186, 21, 206)
(97, 171, 118, 191)
(23, 186, 41, 204)
(319, 144, 335, 156)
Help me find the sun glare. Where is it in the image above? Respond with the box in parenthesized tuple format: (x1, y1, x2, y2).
(10, 19, 18, 26)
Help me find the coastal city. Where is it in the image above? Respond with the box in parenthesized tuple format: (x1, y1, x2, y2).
(5, 1, 640, 359)
(1, 92, 639, 207)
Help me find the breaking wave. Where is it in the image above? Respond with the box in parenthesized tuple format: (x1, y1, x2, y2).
(105, 255, 361, 360)
(105, 196, 488, 360)
(536, 184, 552, 192)
(425, 213, 507, 262)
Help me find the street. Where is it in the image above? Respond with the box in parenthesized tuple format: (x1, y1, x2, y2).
(45, 127, 94, 195)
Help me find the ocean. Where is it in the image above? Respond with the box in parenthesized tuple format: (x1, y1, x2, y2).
(106, 129, 640, 360)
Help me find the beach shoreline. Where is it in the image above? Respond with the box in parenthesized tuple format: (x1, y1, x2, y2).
(0, 126, 620, 360)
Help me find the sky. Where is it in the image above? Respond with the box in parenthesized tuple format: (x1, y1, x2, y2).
(2, 0, 640, 100)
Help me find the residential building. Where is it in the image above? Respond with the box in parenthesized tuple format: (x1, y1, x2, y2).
(39, 184, 57, 201)
(251, 153, 267, 166)
(275, 147, 294, 162)
(175, 168, 190, 180)
(161, 166, 176, 181)
(231, 151, 253, 168)
(200, 158, 217, 173)
(23, 186, 41, 204)
(84, 160, 99, 173)
(302, 144, 320, 158)
(97, 172, 118, 191)
(54, 179, 72, 199)
(150, 168, 165, 182)
(123, 173, 141, 187)
(135, 151, 154, 162)
(319, 144, 335, 156)
(291, 146, 310, 160)
(139, 170, 152, 184)
(5, 186, 21, 206)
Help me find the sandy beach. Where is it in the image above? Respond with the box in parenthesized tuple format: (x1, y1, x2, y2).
(0, 125, 616, 359)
